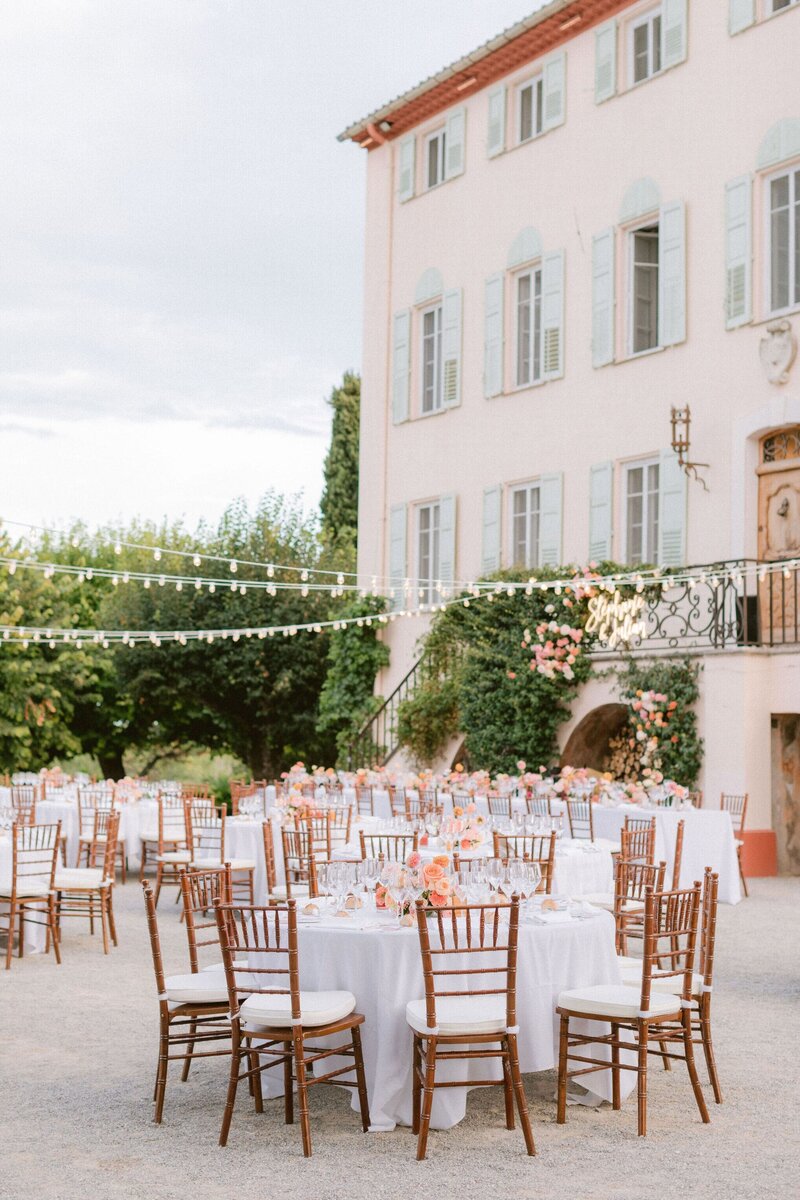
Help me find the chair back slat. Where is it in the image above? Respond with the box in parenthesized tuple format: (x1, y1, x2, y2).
(180, 865, 232, 971)
(720, 792, 748, 833)
(359, 831, 418, 862)
(214, 900, 300, 1020)
(185, 799, 225, 863)
(565, 797, 593, 840)
(640, 882, 702, 1013)
(10, 820, 61, 898)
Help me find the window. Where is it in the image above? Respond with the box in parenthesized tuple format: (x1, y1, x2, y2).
(511, 484, 541, 567)
(420, 303, 443, 413)
(624, 460, 659, 564)
(630, 7, 662, 84)
(772, 0, 798, 12)
(425, 129, 446, 189)
(629, 223, 660, 353)
(417, 502, 441, 604)
(517, 75, 543, 143)
(768, 167, 800, 313)
(515, 267, 543, 386)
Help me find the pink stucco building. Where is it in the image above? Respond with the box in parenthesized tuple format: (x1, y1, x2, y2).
(339, 0, 800, 874)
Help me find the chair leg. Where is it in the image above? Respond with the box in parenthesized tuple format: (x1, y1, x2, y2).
(18, 904, 25, 957)
(139, 841, 148, 883)
(507, 1033, 535, 1156)
(107, 892, 118, 947)
(100, 892, 110, 955)
(611, 1021, 621, 1110)
(658, 1037, 672, 1071)
(699, 1008, 723, 1104)
(154, 1018, 170, 1124)
(411, 1035, 421, 1134)
(556, 1014, 569, 1124)
(501, 1042, 515, 1130)
(248, 1040, 264, 1113)
(738, 847, 749, 898)
(153, 864, 164, 908)
(219, 1033, 242, 1146)
(5, 901, 16, 969)
(181, 1021, 197, 1082)
(416, 1037, 437, 1161)
(119, 844, 127, 884)
(351, 1024, 371, 1132)
(292, 1030, 312, 1157)
(283, 1045, 294, 1124)
(88, 894, 95, 936)
(637, 1023, 649, 1137)
(682, 1010, 710, 1124)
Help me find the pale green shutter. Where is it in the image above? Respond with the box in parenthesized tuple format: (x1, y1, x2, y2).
(542, 51, 566, 131)
(398, 136, 415, 203)
(487, 86, 506, 158)
(589, 462, 614, 562)
(389, 504, 407, 610)
(445, 107, 465, 179)
(484, 273, 504, 398)
(438, 495, 456, 592)
(539, 473, 563, 567)
(725, 176, 752, 328)
(592, 229, 615, 367)
(658, 450, 686, 567)
(481, 485, 502, 575)
(392, 310, 411, 423)
(595, 20, 617, 103)
(541, 250, 565, 381)
(442, 288, 462, 407)
(729, 0, 755, 35)
(659, 202, 686, 347)
(662, 0, 688, 69)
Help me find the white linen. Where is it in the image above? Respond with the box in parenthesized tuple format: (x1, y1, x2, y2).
(0, 834, 48, 953)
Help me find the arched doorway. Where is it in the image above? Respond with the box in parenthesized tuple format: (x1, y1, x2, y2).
(758, 427, 800, 640)
(560, 703, 628, 771)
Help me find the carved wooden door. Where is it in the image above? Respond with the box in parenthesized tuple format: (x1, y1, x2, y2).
(758, 428, 800, 642)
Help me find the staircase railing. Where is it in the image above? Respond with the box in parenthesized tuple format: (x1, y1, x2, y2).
(347, 656, 424, 768)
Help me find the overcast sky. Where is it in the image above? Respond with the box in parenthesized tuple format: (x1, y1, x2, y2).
(0, 0, 541, 533)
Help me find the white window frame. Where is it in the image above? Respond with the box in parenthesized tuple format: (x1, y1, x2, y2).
(419, 301, 444, 415)
(764, 162, 800, 317)
(513, 265, 544, 388)
(622, 457, 660, 565)
(416, 501, 441, 605)
(508, 482, 542, 568)
(424, 127, 447, 191)
(516, 73, 544, 145)
(769, 0, 799, 15)
(627, 219, 660, 356)
(628, 5, 663, 87)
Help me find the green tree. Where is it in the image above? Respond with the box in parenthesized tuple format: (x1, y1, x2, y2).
(317, 595, 389, 764)
(320, 372, 360, 553)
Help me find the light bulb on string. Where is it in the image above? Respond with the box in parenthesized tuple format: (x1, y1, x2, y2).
(301, 570, 308, 582)
(209, 583, 216, 593)
(153, 549, 161, 562)
(114, 542, 121, 555)
(229, 560, 238, 573)
(193, 555, 201, 568)
(175, 581, 183, 591)
(143, 579, 150, 589)
(122, 572, 129, 584)
(194, 579, 201, 590)
(267, 565, 274, 578)
(8, 560, 16, 575)
(158, 575, 165, 587)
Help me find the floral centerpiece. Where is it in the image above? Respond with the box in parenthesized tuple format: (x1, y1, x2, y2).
(375, 853, 454, 915)
(523, 620, 585, 681)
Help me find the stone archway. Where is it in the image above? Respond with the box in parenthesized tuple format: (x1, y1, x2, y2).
(561, 703, 628, 771)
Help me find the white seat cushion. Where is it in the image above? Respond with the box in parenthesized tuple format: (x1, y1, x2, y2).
(0, 878, 53, 898)
(406, 996, 507, 1036)
(201, 958, 249, 973)
(79, 833, 108, 843)
(595, 839, 622, 854)
(164, 971, 229, 1005)
(620, 967, 704, 999)
(55, 868, 106, 890)
(157, 851, 192, 863)
(616, 954, 643, 971)
(270, 884, 310, 899)
(583, 892, 615, 911)
(558, 983, 680, 1020)
(240, 989, 356, 1029)
(191, 859, 255, 871)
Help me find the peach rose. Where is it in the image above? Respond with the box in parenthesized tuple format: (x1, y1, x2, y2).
(407, 851, 421, 869)
(423, 862, 445, 883)
(432, 877, 451, 897)
(432, 855, 450, 868)
(430, 890, 449, 907)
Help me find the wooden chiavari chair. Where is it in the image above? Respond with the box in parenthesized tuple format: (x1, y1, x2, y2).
(213, 898, 370, 1154)
(359, 831, 418, 862)
(524, 791, 552, 818)
(181, 782, 212, 800)
(1, 821, 62, 969)
(388, 785, 406, 816)
(405, 794, 442, 823)
(10, 784, 37, 826)
(492, 832, 557, 892)
(54, 811, 119, 954)
(408, 894, 535, 1160)
(152, 793, 191, 906)
(486, 793, 514, 819)
(279, 828, 315, 899)
(671, 818, 685, 887)
(688, 790, 703, 808)
(557, 881, 709, 1136)
(142, 881, 231, 1123)
(720, 792, 748, 897)
(179, 866, 232, 973)
(299, 808, 352, 859)
(620, 816, 656, 865)
(565, 797, 594, 840)
(185, 799, 255, 905)
(615, 860, 667, 955)
(354, 784, 374, 817)
(77, 786, 127, 880)
(261, 820, 278, 896)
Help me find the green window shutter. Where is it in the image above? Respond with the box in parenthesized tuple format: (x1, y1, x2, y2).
(589, 462, 614, 562)
(542, 51, 566, 131)
(592, 229, 615, 367)
(481, 485, 502, 575)
(658, 450, 687, 567)
(659, 201, 687, 347)
(389, 504, 407, 610)
(539, 473, 563, 567)
(487, 86, 506, 158)
(595, 20, 617, 103)
(442, 288, 463, 408)
(484, 273, 505, 398)
(729, 0, 755, 35)
(392, 310, 411, 423)
(438, 494, 457, 592)
(725, 176, 752, 328)
(445, 107, 466, 179)
(662, 0, 688, 69)
(541, 249, 565, 381)
(398, 135, 415, 202)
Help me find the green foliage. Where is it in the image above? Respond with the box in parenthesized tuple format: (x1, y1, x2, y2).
(320, 372, 360, 554)
(317, 595, 390, 765)
(615, 657, 704, 787)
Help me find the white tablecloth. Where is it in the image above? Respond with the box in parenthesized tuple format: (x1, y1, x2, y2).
(0, 834, 47, 952)
(251, 908, 630, 1130)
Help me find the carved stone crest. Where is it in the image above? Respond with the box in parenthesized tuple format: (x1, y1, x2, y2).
(760, 319, 797, 386)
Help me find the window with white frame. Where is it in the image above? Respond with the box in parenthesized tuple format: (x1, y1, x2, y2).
(517, 75, 543, 144)
(425, 128, 447, 190)
(771, 0, 798, 12)
(767, 166, 800, 314)
(420, 302, 443, 413)
(417, 502, 441, 604)
(515, 267, 543, 386)
(629, 6, 662, 84)
(629, 223, 660, 354)
(510, 483, 541, 568)
(624, 459, 659, 565)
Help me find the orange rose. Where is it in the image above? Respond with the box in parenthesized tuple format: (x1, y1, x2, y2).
(423, 862, 445, 883)
(430, 890, 449, 907)
(432, 854, 450, 868)
(432, 877, 451, 897)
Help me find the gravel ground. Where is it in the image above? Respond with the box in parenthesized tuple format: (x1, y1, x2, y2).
(1, 877, 798, 1200)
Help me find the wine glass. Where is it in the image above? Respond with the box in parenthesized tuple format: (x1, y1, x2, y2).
(486, 858, 505, 894)
(359, 857, 380, 907)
